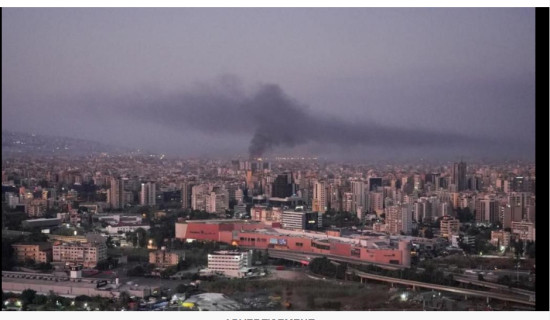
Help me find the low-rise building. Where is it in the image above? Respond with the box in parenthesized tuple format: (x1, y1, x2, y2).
(490, 230, 511, 248)
(52, 241, 107, 267)
(511, 221, 536, 242)
(149, 249, 185, 268)
(105, 223, 150, 234)
(11, 242, 52, 263)
(21, 218, 62, 229)
(206, 251, 250, 278)
(2, 271, 150, 298)
(281, 210, 322, 230)
(440, 216, 460, 240)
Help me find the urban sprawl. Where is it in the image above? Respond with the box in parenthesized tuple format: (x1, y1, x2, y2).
(1, 152, 536, 311)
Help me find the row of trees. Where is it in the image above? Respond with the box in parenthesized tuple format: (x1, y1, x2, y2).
(3, 289, 128, 311)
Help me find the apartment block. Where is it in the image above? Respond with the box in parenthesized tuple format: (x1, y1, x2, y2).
(12, 242, 52, 263)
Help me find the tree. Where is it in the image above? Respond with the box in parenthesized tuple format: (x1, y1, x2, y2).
(106, 236, 114, 249)
(2, 240, 16, 271)
(424, 228, 434, 239)
(96, 257, 118, 270)
(456, 207, 475, 223)
(126, 232, 138, 247)
(24, 257, 36, 268)
(36, 262, 53, 271)
(32, 294, 47, 305)
(117, 291, 131, 310)
(513, 239, 524, 258)
(20, 289, 37, 309)
(24, 233, 49, 242)
(526, 241, 535, 259)
(161, 266, 177, 279)
(308, 257, 347, 279)
(135, 228, 147, 248)
(127, 265, 146, 277)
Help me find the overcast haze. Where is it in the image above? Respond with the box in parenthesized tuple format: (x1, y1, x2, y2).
(2, 8, 536, 160)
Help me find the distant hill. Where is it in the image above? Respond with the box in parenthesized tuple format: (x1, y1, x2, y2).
(1, 131, 136, 156)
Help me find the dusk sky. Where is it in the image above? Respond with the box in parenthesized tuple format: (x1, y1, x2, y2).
(2, 8, 536, 160)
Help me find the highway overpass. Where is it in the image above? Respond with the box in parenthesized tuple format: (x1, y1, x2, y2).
(256, 248, 535, 307)
(348, 268, 535, 306)
(453, 274, 535, 298)
(265, 248, 407, 270)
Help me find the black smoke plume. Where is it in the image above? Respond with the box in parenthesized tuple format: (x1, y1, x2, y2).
(125, 78, 474, 158)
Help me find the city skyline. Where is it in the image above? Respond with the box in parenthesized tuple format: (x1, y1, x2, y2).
(2, 8, 536, 160)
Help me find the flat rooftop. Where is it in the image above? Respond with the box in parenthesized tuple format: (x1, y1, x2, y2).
(240, 227, 395, 249)
(179, 219, 263, 224)
(210, 250, 246, 256)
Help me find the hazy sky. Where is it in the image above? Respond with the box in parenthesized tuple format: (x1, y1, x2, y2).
(2, 8, 536, 160)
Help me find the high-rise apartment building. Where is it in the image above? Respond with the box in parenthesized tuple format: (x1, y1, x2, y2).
(503, 204, 524, 228)
(475, 196, 499, 223)
(181, 181, 194, 210)
(140, 182, 156, 206)
(272, 173, 294, 198)
(109, 177, 125, 210)
(385, 204, 412, 235)
(368, 177, 383, 192)
(191, 184, 208, 211)
(351, 181, 366, 213)
(452, 161, 467, 192)
(312, 181, 327, 213)
(369, 192, 384, 215)
(206, 187, 229, 215)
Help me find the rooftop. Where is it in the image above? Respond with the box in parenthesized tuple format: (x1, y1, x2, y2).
(179, 219, 262, 225)
(210, 250, 246, 256)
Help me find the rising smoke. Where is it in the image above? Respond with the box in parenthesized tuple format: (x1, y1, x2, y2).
(125, 78, 474, 158)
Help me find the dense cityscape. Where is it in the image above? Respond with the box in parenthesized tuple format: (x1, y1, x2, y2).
(3, 6, 541, 313)
(1, 131, 537, 311)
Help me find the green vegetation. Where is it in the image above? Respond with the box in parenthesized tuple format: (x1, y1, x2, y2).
(308, 257, 347, 279)
(2, 290, 118, 311)
(455, 207, 475, 223)
(354, 263, 455, 287)
(96, 257, 119, 270)
(322, 210, 360, 228)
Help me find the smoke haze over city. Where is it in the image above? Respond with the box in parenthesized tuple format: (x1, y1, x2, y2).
(2, 8, 536, 160)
